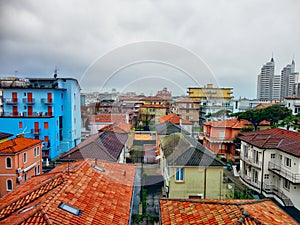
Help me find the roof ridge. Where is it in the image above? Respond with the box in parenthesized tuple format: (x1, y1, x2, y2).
(0, 173, 64, 220)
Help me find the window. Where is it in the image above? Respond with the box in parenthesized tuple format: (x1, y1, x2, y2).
(24, 173, 28, 181)
(35, 165, 40, 175)
(6, 179, 13, 191)
(283, 179, 290, 190)
(285, 157, 291, 167)
(19, 122, 23, 129)
(219, 131, 225, 139)
(58, 202, 82, 216)
(37, 146, 40, 156)
(175, 168, 184, 181)
(264, 174, 269, 179)
(6, 157, 12, 169)
(23, 152, 27, 163)
(271, 154, 276, 159)
(44, 122, 49, 129)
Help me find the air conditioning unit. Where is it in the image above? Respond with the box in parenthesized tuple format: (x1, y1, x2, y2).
(17, 176, 22, 182)
(16, 168, 22, 174)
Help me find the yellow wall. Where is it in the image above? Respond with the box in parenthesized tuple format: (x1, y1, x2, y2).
(188, 86, 233, 100)
(168, 167, 231, 199)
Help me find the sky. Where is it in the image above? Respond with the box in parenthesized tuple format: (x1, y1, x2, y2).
(0, 0, 300, 98)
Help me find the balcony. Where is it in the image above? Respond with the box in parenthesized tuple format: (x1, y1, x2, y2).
(263, 183, 294, 206)
(22, 98, 35, 104)
(0, 112, 52, 117)
(41, 98, 53, 104)
(30, 129, 40, 135)
(4, 98, 18, 104)
(268, 161, 300, 183)
(240, 154, 262, 168)
(240, 174, 261, 189)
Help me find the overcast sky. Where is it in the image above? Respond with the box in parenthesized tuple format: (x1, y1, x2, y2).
(0, 0, 299, 98)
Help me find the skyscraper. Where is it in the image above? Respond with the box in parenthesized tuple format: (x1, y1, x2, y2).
(280, 60, 299, 99)
(257, 58, 299, 100)
(257, 57, 275, 100)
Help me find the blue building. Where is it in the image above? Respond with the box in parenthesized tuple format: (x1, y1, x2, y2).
(0, 76, 81, 161)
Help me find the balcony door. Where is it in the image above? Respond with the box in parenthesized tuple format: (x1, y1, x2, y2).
(28, 106, 33, 116)
(12, 92, 18, 102)
(27, 92, 33, 103)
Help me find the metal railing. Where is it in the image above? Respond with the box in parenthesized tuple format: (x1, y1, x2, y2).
(268, 161, 300, 183)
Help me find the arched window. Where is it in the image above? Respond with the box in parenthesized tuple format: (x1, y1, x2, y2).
(6, 157, 12, 169)
(6, 179, 12, 191)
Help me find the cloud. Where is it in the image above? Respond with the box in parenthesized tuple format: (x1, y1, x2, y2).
(0, 0, 299, 98)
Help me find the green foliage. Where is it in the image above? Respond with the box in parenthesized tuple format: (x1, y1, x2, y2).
(235, 105, 292, 130)
(142, 189, 147, 213)
(226, 188, 253, 199)
(240, 127, 255, 132)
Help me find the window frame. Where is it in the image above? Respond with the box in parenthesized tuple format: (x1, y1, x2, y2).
(5, 157, 12, 169)
(23, 152, 27, 164)
(6, 179, 13, 191)
(175, 168, 184, 182)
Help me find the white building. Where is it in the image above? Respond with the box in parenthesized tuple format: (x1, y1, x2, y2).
(239, 128, 300, 210)
(281, 60, 299, 99)
(285, 97, 300, 115)
(257, 57, 275, 100)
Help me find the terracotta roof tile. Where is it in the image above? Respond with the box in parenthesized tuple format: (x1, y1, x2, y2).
(0, 137, 42, 154)
(0, 160, 136, 225)
(159, 114, 193, 125)
(160, 199, 298, 225)
(239, 128, 300, 156)
(91, 114, 127, 123)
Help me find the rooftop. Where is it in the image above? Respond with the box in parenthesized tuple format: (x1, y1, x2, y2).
(59, 130, 128, 161)
(0, 159, 136, 225)
(239, 128, 300, 157)
(203, 118, 251, 129)
(0, 137, 42, 154)
(160, 198, 298, 225)
(91, 113, 127, 123)
(159, 113, 193, 125)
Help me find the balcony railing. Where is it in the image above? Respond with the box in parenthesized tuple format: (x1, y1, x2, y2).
(240, 174, 261, 189)
(22, 98, 35, 104)
(4, 98, 18, 104)
(240, 154, 262, 168)
(268, 161, 300, 183)
(263, 183, 293, 206)
(31, 129, 40, 135)
(0, 112, 52, 117)
(41, 98, 53, 104)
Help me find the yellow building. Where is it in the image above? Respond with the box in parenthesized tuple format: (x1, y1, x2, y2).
(157, 133, 233, 199)
(188, 84, 233, 101)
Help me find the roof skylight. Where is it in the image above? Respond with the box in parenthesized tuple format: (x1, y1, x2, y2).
(91, 164, 106, 172)
(58, 202, 82, 216)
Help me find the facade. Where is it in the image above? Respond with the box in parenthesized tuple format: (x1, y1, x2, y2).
(0, 137, 42, 197)
(175, 98, 200, 126)
(281, 60, 299, 99)
(203, 118, 251, 160)
(0, 77, 81, 161)
(89, 113, 128, 134)
(285, 96, 300, 115)
(160, 199, 298, 225)
(157, 132, 230, 199)
(257, 57, 275, 100)
(0, 159, 136, 224)
(188, 84, 233, 101)
(239, 128, 300, 210)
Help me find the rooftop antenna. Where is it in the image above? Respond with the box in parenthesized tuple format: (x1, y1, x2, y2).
(54, 67, 58, 79)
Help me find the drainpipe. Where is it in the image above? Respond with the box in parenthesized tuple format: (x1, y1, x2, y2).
(260, 149, 266, 194)
(204, 167, 207, 199)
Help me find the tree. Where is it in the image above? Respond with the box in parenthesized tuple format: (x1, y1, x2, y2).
(234, 106, 292, 131)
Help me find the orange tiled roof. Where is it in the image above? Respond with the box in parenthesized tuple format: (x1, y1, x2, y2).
(0, 137, 42, 154)
(0, 160, 136, 225)
(160, 199, 298, 225)
(91, 113, 127, 123)
(203, 118, 250, 129)
(239, 128, 300, 156)
(159, 113, 193, 125)
(99, 123, 131, 133)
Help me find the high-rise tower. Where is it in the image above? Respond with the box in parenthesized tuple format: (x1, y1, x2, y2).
(257, 57, 275, 100)
(280, 60, 299, 99)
